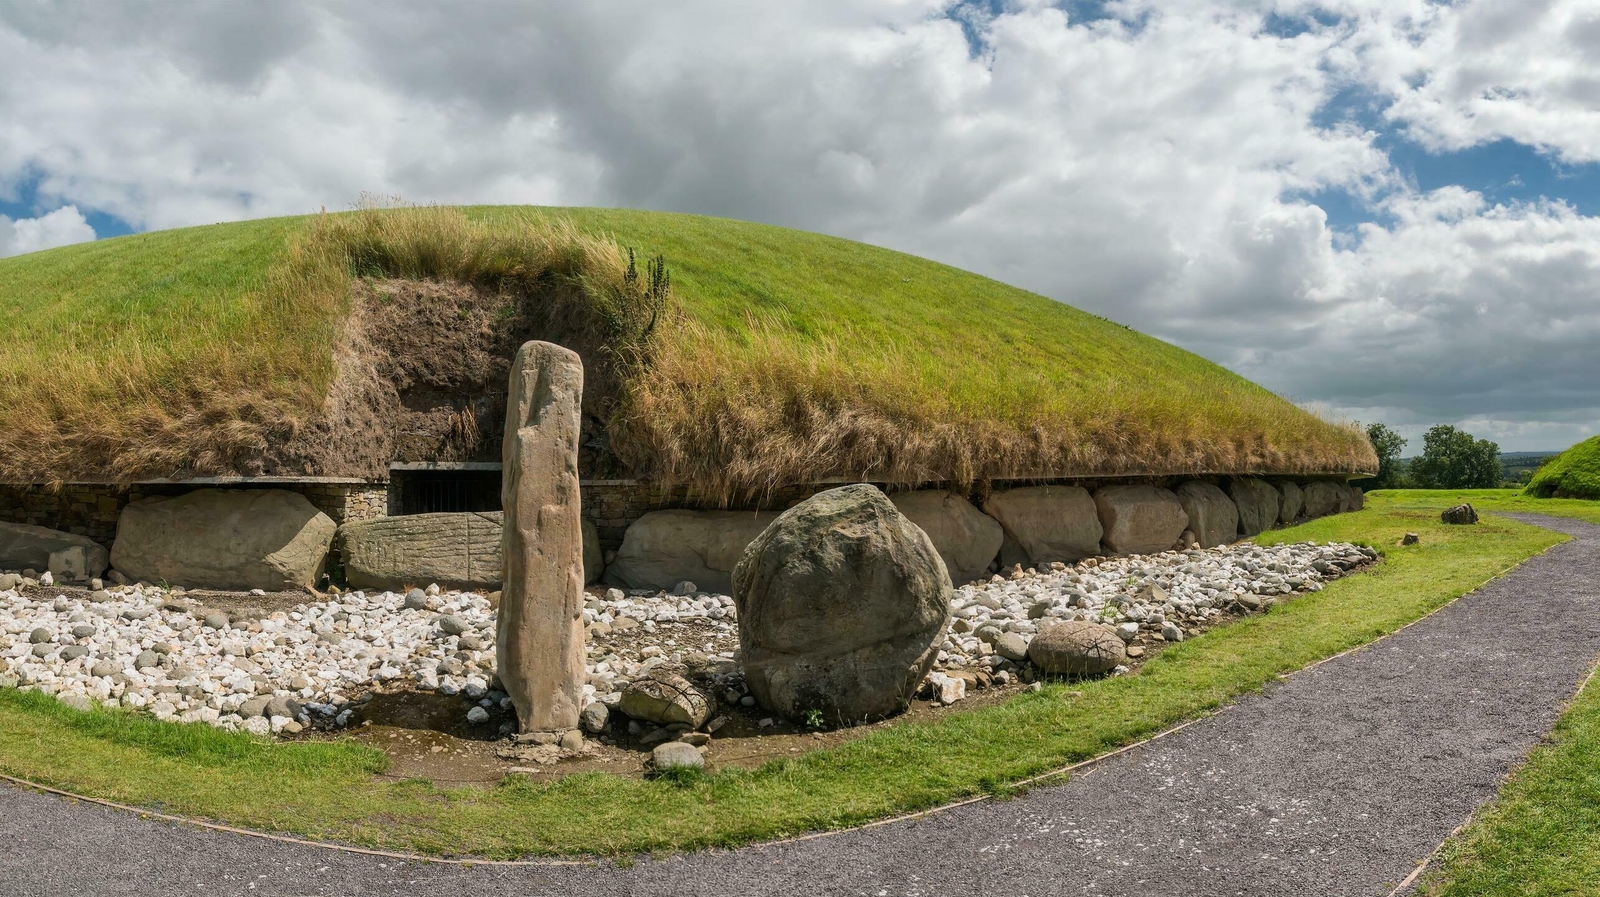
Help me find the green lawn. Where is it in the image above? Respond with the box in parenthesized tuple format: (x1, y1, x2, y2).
(0, 205, 1372, 488)
(0, 492, 1568, 857)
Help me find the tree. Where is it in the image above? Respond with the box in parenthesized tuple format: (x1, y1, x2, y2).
(1356, 422, 1408, 490)
(1408, 425, 1502, 489)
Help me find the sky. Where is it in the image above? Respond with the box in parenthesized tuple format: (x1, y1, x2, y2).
(1, 0, 1597, 453)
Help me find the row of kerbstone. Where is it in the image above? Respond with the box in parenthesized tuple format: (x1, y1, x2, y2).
(606, 478, 1362, 591)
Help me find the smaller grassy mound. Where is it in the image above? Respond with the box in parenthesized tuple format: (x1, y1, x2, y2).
(1525, 436, 1600, 500)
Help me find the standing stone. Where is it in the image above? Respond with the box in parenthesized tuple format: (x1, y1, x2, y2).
(1276, 481, 1304, 524)
(1174, 481, 1239, 548)
(1227, 477, 1281, 538)
(1093, 485, 1187, 555)
(734, 484, 951, 724)
(497, 341, 586, 734)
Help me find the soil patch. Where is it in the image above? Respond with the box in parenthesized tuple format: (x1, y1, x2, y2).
(255, 278, 625, 480)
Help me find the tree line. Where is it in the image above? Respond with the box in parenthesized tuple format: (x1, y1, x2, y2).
(1357, 423, 1512, 490)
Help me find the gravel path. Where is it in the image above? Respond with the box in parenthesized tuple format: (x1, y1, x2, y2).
(2, 514, 1597, 897)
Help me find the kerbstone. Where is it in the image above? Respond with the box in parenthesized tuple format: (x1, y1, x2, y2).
(1174, 481, 1239, 548)
(982, 486, 1103, 568)
(607, 510, 778, 595)
(1093, 485, 1187, 555)
(0, 522, 108, 582)
(110, 490, 334, 591)
(1228, 478, 1281, 538)
(1301, 481, 1343, 519)
(890, 490, 1004, 585)
(1276, 481, 1304, 524)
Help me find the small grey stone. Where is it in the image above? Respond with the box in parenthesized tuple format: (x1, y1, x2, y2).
(28, 627, 52, 644)
(239, 696, 271, 718)
(580, 701, 610, 734)
(90, 660, 118, 678)
(134, 650, 160, 670)
(559, 729, 584, 751)
(1162, 622, 1184, 642)
(459, 634, 485, 652)
(60, 645, 89, 661)
(31, 644, 53, 658)
(121, 607, 153, 621)
(466, 706, 489, 723)
(203, 612, 230, 631)
(995, 632, 1031, 662)
(0, 573, 20, 591)
(651, 741, 704, 771)
(437, 615, 468, 636)
(404, 589, 428, 610)
(739, 695, 757, 707)
(87, 590, 113, 604)
(678, 731, 711, 747)
(266, 696, 302, 719)
(70, 624, 96, 640)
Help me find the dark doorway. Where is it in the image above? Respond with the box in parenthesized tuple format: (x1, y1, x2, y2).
(389, 468, 503, 515)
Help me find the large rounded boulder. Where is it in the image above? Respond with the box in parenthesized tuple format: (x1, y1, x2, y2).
(733, 484, 951, 724)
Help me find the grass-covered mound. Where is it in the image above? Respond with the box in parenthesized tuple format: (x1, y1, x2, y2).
(1524, 437, 1600, 501)
(0, 203, 1374, 492)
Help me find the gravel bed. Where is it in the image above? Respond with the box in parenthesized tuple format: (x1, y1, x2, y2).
(0, 540, 1373, 736)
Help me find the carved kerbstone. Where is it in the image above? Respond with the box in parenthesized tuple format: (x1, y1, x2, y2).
(497, 341, 586, 733)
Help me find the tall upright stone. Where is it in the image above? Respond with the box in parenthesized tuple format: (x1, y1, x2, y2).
(497, 341, 586, 734)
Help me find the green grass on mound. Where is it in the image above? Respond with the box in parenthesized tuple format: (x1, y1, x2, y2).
(0, 204, 1374, 489)
(1525, 436, 1600, 501)
(0, 493, 1565, 857)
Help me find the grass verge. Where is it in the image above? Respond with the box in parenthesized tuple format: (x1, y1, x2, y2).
(0, 493, 1567, 857)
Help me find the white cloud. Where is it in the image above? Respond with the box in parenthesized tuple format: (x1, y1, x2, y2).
(0, 205, 96, 258)
(0, 0, 1596, 448)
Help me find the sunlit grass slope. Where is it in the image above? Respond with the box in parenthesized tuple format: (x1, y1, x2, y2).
(1525, 436, 1600, 501)
(0, 205, 1375, 489)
